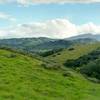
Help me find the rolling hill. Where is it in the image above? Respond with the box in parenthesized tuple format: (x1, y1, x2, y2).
(0, 37, 56, 53)
(64, 47, 100, 80)
(46, 42, 100, 81)
(47, 42, 100, 65)
(0, 37, 74, 53)
(0, 49, 100, 100)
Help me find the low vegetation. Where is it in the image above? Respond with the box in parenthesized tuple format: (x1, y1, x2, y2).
(48, 43, 100, 64)
(0, 37, 100, 100)
(0, 49, 100, 100)
(64, 48, 100, 80)
(39, 48, 63, 57)
(80, 59, 100, 80)
(64, 48, 100, 68)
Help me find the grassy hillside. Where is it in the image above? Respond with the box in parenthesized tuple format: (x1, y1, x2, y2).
(64, 48, 100, 80)
(47, 43, 100, 64)
(0, 49, 100, 100)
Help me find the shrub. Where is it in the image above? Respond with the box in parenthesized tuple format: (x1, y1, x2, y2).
(6, 54, 17, 58)
(80, 60, 100, 80)
(68, 48, 74, 51)
(62, 72, 71, 77)
(39, 48, 63, 57)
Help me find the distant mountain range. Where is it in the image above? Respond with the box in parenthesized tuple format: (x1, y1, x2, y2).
(67, 33, 100, 41)
(0, 33, 99, 53)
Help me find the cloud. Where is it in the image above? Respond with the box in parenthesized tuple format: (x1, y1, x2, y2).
(15, 19, 78, 38)
(0, 0, 100, 5)
(0, 12, 16, 22)
(78, 22, 100, 34)
(17, 0, 100, 5)
(0, 19, 100, 39)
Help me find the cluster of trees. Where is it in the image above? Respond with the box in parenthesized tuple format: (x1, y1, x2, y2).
(68, 47, 75, 51)
(64, 48, 100, 68)
(64, 48, 100, 80)
(39, 48, 63, 57)
(80, 59, 100, 80)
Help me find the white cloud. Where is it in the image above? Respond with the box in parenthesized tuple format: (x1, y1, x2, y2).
(0, 12, 16, 22)
(17, 0, 100, 5)
(0, 19, 100, 39)
(0, 0, 100, 5)
(78, 22, 100, 34)
(13, 19, 78, 38)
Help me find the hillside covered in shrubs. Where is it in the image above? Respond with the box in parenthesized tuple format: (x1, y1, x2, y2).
(64, 48, 100, 80)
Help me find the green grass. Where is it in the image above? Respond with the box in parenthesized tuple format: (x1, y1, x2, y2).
(0, 49, 100, 100)
(47, 43, 100, 65)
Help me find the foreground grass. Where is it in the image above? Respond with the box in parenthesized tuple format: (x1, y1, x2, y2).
(0, 49, 100, 100)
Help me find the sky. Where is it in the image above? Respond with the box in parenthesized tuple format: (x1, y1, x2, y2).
(0, 0, 100, 39)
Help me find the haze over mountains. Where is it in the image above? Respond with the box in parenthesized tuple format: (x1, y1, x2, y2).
(67, 33, 100, 41)
(0, 33, 99, 53)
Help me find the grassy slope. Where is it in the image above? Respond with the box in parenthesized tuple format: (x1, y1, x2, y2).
(47, 43, 100, 64)
(0, 49, 100, 100)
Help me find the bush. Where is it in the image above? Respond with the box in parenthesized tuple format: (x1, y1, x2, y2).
(41, 63, 47, 68)
(68, 48, 74, 51)
(80, 60, 100, 80)
(62, 72, 71, 77)
(64, 59, 75, 68)
(41, 62, 60, 70)
(6, 54, 17, 58)
(39, 48, 63, 57)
